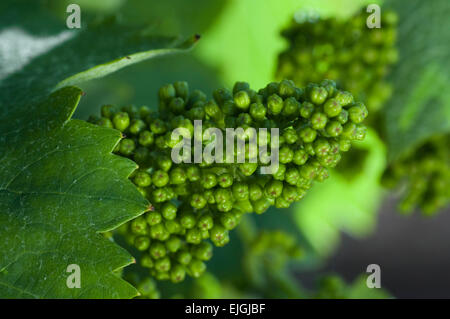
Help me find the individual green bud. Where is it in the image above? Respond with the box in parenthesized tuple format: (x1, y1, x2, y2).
(169, 97, 186, 113)
(237, 113, 253, 127)
(217, 201, 234, 212)
(339, 138, 352, 152)
(180, 212, 197, 229)
(141, 254, 154, 268)
(166, 236, 182, 253)
(249, 102, 267, 121)
(279, 146, 294, 164)
(265, 180, 284, 198)
(134, 236, 151, 251)
(334, 91, 354, 106)
(150, 223, 170, 241)
(149, 242, 167, 259)
(152, 170, 169, 188)
(113, 112, 130, 131)
(218, 173, 233, 188)
(138, 130, 154, 146)
(174, 81, 189, 100)
(239, 162, 258, 176)
(159, 84, 176, 100)
(300, 164, 317, 180)
(300, 102, 315, 118)
(326, 121, 343, 137)
(134, 171, 152, 187)
(150, 118, 167, 134)
(161, 202, 177, 220)
(285, 167, 300, 186)
(214, 188, 233, 204)
(130, 216, 148, 235)
(313, 138, 331, 157)
(169, 167, 187, 185)
(190, 193, 207, 209)
(119, 138, 135, 156)
(354, 124, 367, 140)
(146, 211, 162, 226)
(342, 122, 357, 139)
(232, 182, 249, 201)
(176, 250, 192, 265)
(186, 228, 202, 244)
(170, 264, 186, 283)
(282, 97, 300, 116)
(278, 79, 296, 97)
(249, 183, 263, 201)
(252, 198, 272, 214)
(283, 128, 298, 144)
(193, 242, 214, 261)
(213, 87, 233, 105)
(309, 86, 328, 104)
(233, 81, 250, 94)
(210, 225, 229, 247)
(282, 185, 298, 202)
(204, 190, 216, 204)
(275, 196, 291, 208)
(165, 219, 182, 234)
(299, 127, 317, 143)
(293, 149, 309, 165)
(155, 256, 171, 272)
(337, 109, 349, 124)
(348, 104, 368, 123)
(129, 119, 146, 135)
(323, 98, 342, 117)
(153, 271, 170, 281)
(188, 259, 206, 278)
(310, 112, 328, 130)
(220, 212, 237, 230)
(267, 94, 284, 115)
(186, 166, 201, 182)
(234, 90, 251, 110)
(197, 213, 214, 231)
(189, 89, 207, 105)
(201, 173, 218, 189)
(152, 188, 169, 203)
(139, 105, 151, 118)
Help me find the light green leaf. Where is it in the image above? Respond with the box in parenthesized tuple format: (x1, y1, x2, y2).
(384, 0, 450, 160)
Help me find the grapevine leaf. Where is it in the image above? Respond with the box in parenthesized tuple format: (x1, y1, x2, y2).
(0, 87, 148, 298)
(384, 0, 450, 160)
(0, 3, 198, 298)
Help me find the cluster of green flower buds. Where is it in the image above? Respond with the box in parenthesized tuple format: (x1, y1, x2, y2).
(89, 78, 368, 283)
(382, 135, 450, 214)
(277, 9, 398, 114)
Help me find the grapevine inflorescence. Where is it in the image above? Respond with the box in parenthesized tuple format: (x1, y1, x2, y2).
(382, 135, 450, 214)
(89, 79, 368, 283)
(277, 9, 398, 114)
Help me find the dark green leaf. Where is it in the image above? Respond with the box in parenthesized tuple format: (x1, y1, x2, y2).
(384, 0, 450, 160)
